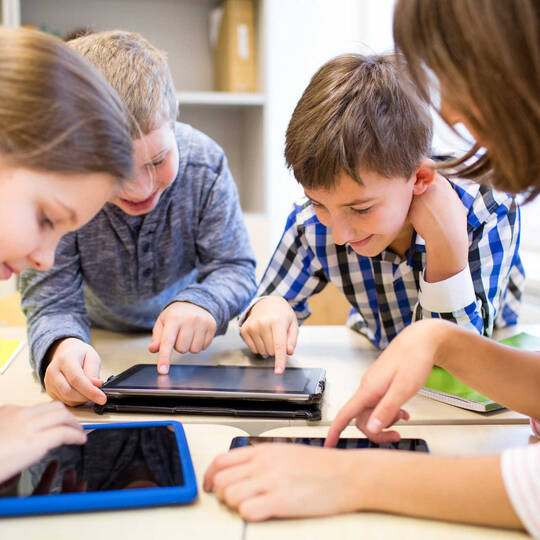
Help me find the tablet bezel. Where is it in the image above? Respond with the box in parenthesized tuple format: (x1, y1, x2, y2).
(0, 421, 197, 517)
(229, 436, 430, 452)
(101, 364, 326, 402)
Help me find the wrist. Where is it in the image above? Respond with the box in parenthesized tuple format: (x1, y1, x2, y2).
(424, 244, 468, 283)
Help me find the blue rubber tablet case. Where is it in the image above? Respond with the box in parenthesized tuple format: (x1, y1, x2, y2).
(0, 421, 197, 517)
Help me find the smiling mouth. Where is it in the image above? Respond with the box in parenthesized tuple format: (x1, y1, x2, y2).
(349, 235, 373, 247)
(120, 190, 159, 209)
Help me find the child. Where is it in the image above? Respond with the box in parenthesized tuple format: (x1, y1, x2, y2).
(0, 27, 134, 483)
(240, 53, 524, 373)
(204, 0, 540, 534)
(19, 31, 257, 407)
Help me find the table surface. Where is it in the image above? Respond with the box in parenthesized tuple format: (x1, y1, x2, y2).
(0, 422, 534, 539)
(0, 325, 529, 433)
(244, 424, 537, 540)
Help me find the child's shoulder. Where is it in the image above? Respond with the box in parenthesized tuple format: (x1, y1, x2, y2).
(449, 177, 517, 226)
(175, 121, 226, 174)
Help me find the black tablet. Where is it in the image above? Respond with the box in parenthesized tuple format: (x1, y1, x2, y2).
(0, 421, 197, 517)
(102, 364, 326, 403)
(230, 436, 430, 452)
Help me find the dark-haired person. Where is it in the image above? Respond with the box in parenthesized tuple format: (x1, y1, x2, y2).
(239, 53, 523, 375)
(204, 1, 540, 535)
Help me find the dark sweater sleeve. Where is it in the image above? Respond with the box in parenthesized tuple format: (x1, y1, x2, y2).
(171, 153, 257, 334)
(19, 232, 90, 382)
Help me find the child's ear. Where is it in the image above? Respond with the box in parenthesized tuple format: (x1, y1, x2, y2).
(412, 158, 436, 195)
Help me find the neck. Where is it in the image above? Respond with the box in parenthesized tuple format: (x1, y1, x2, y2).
(388, 222, 414, 257)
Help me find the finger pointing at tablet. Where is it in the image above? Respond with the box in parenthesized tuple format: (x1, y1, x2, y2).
(149, 301, 217, 374)
(240, 296, 299, 374)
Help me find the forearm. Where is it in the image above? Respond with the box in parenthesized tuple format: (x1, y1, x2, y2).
(424, 243, 468, 283)
(28, 313, 90, 382)
(433, 322, 540, 418)
(356, 451, 522, 530)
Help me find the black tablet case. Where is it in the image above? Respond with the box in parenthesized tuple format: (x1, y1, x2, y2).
(94, 394, 322, 420)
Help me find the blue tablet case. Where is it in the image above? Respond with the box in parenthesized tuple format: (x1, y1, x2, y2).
(0, 421, 197, 517)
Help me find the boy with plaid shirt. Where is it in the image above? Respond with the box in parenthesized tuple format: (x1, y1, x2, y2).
(240, 54, 524, 373)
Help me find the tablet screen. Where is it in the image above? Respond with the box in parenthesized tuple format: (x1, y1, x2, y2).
(104, 364, 323, 396)
(0, 426, 184, 498)
(230, 436, 429, 452)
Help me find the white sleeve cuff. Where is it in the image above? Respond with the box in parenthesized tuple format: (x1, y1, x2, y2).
(418, 264, 476, 313)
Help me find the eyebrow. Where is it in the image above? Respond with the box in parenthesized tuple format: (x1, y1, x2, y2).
(307, 195, 375, 207)
(53, 198, 78, 225)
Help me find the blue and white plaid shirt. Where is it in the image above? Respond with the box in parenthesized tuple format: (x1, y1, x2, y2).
(247, 179, 524, 350)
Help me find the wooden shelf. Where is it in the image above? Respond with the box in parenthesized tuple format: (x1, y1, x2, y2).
(177, 91, 265, 106)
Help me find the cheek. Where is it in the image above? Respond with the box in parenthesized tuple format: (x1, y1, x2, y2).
(0, 208, 40, 262)
(365, 206, 408, 236)
(157, 150, 179, 189)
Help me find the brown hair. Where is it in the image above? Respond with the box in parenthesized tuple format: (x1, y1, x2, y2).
(284, 54, 433, 190)
(393, 0, 540, 198)
(0, 27, 133, 181)
(68, 30, 178, 138)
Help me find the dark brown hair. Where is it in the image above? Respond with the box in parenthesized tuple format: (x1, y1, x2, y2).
(284, 54, 433, 190)
(393, 0, 540, 198)
(0, 27, 133, 181)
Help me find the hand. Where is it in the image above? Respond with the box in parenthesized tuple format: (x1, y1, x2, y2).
(149, 302, 217, 374)
(325, 319, 452, 447)
(408, 164, 469, 282)
(44, 338, 106, 406)
(204, 443, 365, 521)
(240, 296, 299, 374)
(0, 402, 87, 484)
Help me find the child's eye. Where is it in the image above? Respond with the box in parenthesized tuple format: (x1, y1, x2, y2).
(40, 212, 54, 230)
(148, 158, 165, 168)
(351, 207, 371, 215)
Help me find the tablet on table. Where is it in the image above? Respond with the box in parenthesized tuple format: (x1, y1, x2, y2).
(96, 364, 326, 419)
(0, 421, 197, 517)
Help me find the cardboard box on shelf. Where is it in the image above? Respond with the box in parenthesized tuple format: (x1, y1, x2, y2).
(211, 0, 257, 93)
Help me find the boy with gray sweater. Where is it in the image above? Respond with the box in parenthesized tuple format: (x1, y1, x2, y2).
(20, 31, 256, 406)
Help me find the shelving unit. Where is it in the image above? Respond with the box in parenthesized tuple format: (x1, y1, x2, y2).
(2, 0, 266, 214)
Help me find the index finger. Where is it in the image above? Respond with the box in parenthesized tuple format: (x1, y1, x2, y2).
(271, 323, 288, 374)
(324, 391, 368, 447)
(156, 321, 179, 375)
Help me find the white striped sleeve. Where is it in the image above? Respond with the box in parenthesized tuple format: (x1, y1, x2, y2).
(501, 443, 540, 538)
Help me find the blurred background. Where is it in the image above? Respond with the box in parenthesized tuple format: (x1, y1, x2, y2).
(1, 0, 538, 326)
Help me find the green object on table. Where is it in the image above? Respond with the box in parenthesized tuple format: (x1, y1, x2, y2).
(420, 331, 540, 412)
(498, 331, 540, 351)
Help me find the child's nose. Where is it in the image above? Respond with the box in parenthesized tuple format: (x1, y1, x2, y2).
(331, 220, 354, 245)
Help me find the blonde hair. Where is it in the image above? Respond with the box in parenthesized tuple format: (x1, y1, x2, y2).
(68, 30, 178, 138)
(0, 27, 133, 180)
(285, 54, 432, 190)
(393, 0, 540, 198)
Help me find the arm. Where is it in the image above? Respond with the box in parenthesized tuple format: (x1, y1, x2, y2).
(149, 153, 257, 372)
(168, 154, 257, 334)
(239, 202, 330, 371)
(19, 233, 105, 405)
(326, 319, 540, 446)
(412, 177, 522, 336)
(203, 443, 523, 530)
(20, 232, 90, 379)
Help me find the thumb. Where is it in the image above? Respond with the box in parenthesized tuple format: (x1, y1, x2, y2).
(82, 347, 101, 381)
